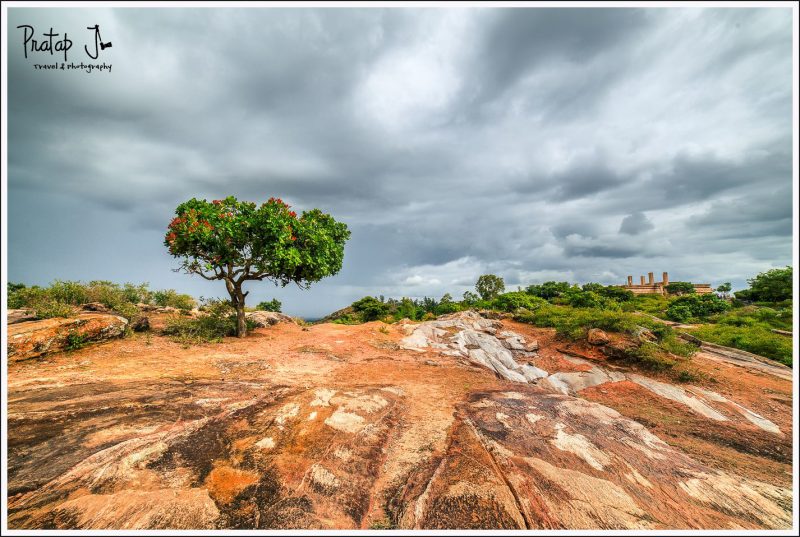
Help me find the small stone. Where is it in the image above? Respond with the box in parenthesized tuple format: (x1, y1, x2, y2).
(587, 328, 610, 346)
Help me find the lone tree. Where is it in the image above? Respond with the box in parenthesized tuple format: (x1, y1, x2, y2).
(165, 196, 350, 337)
(475, 274, 505, 301)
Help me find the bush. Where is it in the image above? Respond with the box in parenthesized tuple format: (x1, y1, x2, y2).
(665, 282, 695, 295)
(525, 281, 573, 300)
(8, 280, 198, 322)
(352, 296, 390, 321)
(492, 292, 547, 312)
(153, 289, 196, 310)
(514, 304, 640, 340)
(623, 294, 670, 317)
(563, 289, 621, 310)
(666, 294, 729, 321)
(735, 266, 792, 303)
(163, 299, 253, 344)
(256, 298, 282, 312)
(689, 323, 792, 366)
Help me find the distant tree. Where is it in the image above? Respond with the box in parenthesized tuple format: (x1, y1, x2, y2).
(165, 196, 350, 337)
(256, 298, 282, 312)
(734, 267, 792, 303)
(476, 274, 505, 301)
(526, 281, 572, 300)
(665, 282, 696, 295)
(716, 282, 732, 299)
(440, 293, 453, 304)
(352, 296, 389, 321)
(462, 291, 479, 305)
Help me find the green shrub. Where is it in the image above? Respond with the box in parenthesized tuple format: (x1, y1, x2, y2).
(256, 298, 282, 312)
(666, 294, 729, 321)
(734, 266, 792, 303)
(525, 281, 573, 300)
(665, 282, 696, 295)
(689, 323, 792, 366)
(32, 299, 74, 319)
(352, 296, 390, 321)
(162, 299, 252, 344)
(492, 292, 547, 312)
(65, 331, 88, 351)
(514, 304, 639, 340)
(153, 289, 196, 310)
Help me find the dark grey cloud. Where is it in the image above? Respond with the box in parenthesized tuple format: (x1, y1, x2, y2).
(6, 7, 794, 317)
(619, 212, 654, 235)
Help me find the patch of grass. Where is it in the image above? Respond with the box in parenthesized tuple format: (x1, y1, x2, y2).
(368, 517, 397, 530)
(514, 304, 640, 340)
(689, 323, 793, 367)
(65, 331, 88, 351)
(162, 299, 254, 345)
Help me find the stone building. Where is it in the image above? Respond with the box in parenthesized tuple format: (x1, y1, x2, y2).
(622, 272, 713, 295)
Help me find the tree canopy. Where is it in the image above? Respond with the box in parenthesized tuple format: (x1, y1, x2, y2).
(165, 196, 350, 336)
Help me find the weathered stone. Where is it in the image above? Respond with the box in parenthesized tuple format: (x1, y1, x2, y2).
(131, 316, 151, 332)
(7, 313, 128, 361)
(8, 309, 37, 324)
(524, 340, 539, 352)
(587, 328, 610, 345)
(81, 302, 110, 312)
(246, 311, 295, 328)
(633, 326, 657, 342)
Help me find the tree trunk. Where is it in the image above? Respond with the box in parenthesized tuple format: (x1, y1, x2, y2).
(235, 301, 247, 338)
(226, 279, 247, 338)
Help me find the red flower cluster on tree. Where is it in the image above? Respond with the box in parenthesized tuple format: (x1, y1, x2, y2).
(289, 211, 297, 218)
(212, 199, 222, 205)
(268, 197, 289, 207)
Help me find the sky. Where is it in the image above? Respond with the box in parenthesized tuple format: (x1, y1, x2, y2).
(5, 7, 795, 318)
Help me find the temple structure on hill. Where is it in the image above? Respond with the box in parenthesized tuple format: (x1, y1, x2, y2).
(622, 272, 713, 295)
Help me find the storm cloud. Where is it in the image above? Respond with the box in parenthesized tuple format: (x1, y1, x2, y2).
(6, 7, 794, 317)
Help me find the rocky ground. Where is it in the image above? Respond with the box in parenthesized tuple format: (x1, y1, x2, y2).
(5, 311, 794, 530)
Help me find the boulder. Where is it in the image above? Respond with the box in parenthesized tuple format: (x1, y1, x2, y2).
(7, 313, 128, 361)
(633, 326, 657, 343)
(81, 302, 110, 312)
(524, 340, 539, 352)
(246, 311, 295, 328)
(8, 309, 37, 325)
(587, 328, 609, 345)
(131, 316, 151, 332)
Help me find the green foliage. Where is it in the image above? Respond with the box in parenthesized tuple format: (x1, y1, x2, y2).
(475, 274, 505, 301)
(734, 266, 792, 303)
(525, 281, 572, 300)
(7, 280, 195, 322)
(492, 292, 547, 312)
(462, 291, 479, 305)
(716, 282, 732, 297)
(563, 289, 621, 310)
(165, 196, 349, 336)
(165, 196, 350, 288)
(352, 296, 390, 321)
(65, 331, 88, 351)
(622, 294, 670, 316)
(666, 294, 729, 321)
(689, 323, 792, 367)
(256, 298, 282, 312)
(514, 303, 698, 375)
(715, 305, 793, 331)
(162, 299, 255, 344)
(153, 289, 196, 310)
(514, 304, 641, 340)
(665, 282, 696, 295)
(599, 286, 635, 302)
